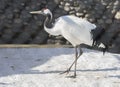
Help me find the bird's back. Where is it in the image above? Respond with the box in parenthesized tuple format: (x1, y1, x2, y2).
(56, 15, 96, 46)
(61, 15, 96, 30)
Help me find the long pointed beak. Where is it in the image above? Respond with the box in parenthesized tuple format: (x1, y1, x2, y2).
(30, 11, 42, 14)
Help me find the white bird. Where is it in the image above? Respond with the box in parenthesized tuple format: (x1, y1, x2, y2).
(30, 8, 106, 78)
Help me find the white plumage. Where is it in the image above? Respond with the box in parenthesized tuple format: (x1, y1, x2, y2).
(51, 15, 96, 46)
(30, 8, 97, 78)
(44, 15, 96, 46)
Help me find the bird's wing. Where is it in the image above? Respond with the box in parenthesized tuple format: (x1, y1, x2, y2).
(62, 15, 96, 30)
(58, 15, 94, 45)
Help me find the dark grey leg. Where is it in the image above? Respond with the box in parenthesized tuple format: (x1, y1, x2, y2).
(73, 46, 78, 77)
(60, 46, 83, 77)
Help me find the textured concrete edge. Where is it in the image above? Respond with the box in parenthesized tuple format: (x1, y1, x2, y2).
(0, 44, 119, 54)
(0, 44, 73, 48)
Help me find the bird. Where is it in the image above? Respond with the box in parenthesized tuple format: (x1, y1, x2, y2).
(30, 7, 107, 78)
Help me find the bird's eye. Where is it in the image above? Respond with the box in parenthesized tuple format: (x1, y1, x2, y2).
(41, 8, 46, 12)
(42, 7, 48, 11)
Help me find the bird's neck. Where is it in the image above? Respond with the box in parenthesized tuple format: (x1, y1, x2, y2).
(44, 14, 54, 29)
(44, 13, 59, 35)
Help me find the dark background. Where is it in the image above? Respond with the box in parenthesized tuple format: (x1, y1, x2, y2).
(0, 0, 120, 53)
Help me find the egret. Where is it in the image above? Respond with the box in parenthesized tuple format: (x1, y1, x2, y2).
(30, 8, 106, 78)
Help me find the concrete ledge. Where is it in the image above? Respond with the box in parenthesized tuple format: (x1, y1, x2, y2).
(0, 44, 72, 48)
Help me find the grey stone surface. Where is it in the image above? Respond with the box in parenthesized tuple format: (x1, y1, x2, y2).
(0, 0, 120, 53)
(115, 11, 120, 19)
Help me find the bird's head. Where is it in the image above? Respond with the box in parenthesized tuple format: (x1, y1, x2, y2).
(30, 8, 53, 19)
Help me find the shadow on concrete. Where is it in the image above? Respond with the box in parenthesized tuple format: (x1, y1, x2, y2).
(0, 48, 74, 77)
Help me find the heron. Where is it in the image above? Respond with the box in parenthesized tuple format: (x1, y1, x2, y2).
(30, 8, 107, 78)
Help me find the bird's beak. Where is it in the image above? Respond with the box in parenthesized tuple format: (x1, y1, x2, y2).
(30, 11, 43, 14)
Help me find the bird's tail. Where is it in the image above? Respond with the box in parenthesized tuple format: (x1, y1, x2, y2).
(102, 45, 108, 55)
(91, 27, 108, 54)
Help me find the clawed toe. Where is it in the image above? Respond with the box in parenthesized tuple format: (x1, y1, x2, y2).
(60, 69, 77, 78)
(60, 69, 70, 75)
(66, 75, 77, 78)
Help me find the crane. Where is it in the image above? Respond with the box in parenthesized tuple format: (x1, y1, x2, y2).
(30, 8, 107, 78)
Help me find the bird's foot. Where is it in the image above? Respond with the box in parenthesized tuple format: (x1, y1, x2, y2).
(60, 69, 70, 75)
(67, 73, 76, 78)
(66, 75, 77, 78)
(60, 69, 77, 78)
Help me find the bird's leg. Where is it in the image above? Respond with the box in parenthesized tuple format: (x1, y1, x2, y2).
(60, 46, 83, 77)
(73, 46, 78, 77)
(73, 46, 83, 78)
(60, 46, 78, 74)
(78, 46, 83, 58)
(66, 46, 83, 72)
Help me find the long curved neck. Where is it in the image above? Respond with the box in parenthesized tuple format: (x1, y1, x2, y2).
(44, 14, 54, 29)
(44, 13, 59, 35)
